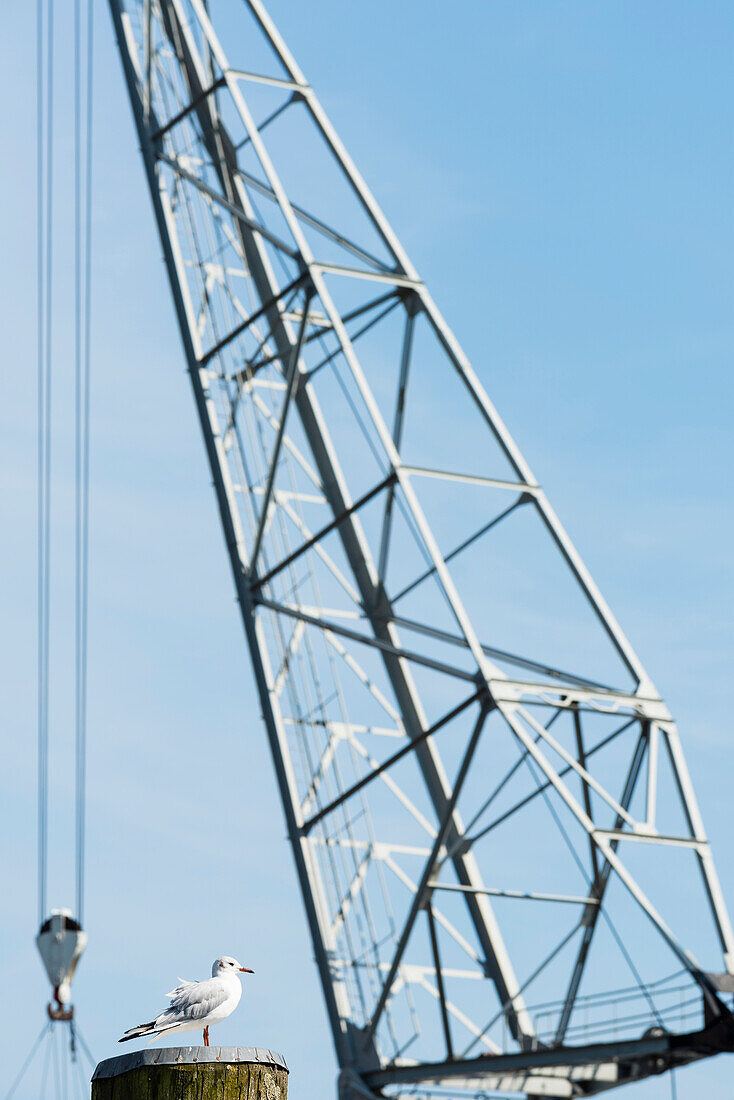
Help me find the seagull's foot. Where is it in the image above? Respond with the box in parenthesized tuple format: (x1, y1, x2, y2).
(203, 1027, 210, 1047)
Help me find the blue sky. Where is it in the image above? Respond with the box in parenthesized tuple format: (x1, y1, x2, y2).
(1, 2, 733, 1098)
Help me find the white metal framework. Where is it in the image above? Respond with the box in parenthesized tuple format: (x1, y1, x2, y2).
(108, 2, 734, 1096)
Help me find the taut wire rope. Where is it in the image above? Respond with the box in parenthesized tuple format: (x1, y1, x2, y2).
(36, 0, 54, 928)
(29, 8, 96, 1090)
(74, 0, 94, 928)
(51, 1022, 61, 1100)
(36, 0, 93, 930)
(2, 1014, 97, 1100)
(2, 1022, 51, 1100)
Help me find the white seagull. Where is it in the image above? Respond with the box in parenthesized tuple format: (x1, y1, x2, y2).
(119, 955, 254, 1047)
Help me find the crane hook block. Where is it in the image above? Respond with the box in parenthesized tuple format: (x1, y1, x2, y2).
(36, 908, 87, 1019)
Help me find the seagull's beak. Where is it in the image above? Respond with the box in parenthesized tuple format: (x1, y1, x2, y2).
(239, 967, 254, 973)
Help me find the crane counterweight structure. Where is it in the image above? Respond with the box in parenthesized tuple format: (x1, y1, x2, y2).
(108, 1, 734, 1096)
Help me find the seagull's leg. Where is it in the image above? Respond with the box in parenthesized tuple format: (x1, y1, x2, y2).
(203, 1027, 210, 1047)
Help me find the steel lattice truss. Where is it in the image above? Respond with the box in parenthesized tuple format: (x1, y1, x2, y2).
(109, 2, 734, 1096)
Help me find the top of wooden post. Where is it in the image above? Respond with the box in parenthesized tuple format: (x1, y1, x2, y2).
(92, 1046, 289, 1081)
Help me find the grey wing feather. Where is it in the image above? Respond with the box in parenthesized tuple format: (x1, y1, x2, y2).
(166, 978, 194, 999)
(158, 977, 229, 1024)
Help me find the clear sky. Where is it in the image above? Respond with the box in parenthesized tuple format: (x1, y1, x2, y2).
(1, 2, 733, 1099)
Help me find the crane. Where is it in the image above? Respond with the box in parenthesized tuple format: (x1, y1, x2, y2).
(105, 2, 734, 1097)
(6, 1, 98, 1094)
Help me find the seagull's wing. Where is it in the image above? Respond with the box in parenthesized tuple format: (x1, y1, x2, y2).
(166, 978, 194, 999)
(158, 977, 229, 1025)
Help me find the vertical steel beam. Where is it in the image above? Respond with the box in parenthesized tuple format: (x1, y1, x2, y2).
(573, 704, 599, 883)
(426, 902, 454, 1060)
(377, 305, 416, 585)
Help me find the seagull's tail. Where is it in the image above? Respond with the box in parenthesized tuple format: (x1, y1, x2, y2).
(118, 1021, 157, 1043)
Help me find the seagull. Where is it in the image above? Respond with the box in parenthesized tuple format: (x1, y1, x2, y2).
(119, 955, 254, 1047)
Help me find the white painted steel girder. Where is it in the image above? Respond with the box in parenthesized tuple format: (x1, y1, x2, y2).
(107, 2, 734, 1096)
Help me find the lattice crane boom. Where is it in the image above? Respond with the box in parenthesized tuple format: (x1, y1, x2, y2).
(108, 2, 734, 1096)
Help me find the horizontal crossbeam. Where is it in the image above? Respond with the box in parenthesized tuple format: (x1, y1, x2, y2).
(391, 613, 622, 694)
(402, 463, 539, 493)
(229, 67, 306, 91)
(364, 1014, 734, 1088)
(427, 882, 601, 907)
(254, 597, 479, 683)
(314, 261, 421, 289)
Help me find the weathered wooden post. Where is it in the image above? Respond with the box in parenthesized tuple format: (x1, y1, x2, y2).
(92, 1047, 288, 1100)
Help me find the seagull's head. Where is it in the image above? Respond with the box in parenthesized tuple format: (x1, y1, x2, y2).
(213, 955, 254, 978)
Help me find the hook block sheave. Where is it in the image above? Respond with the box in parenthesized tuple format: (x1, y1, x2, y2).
(36, 908, 87, 1015)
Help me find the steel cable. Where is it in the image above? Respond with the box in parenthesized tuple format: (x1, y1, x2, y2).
(71, 1020, 96, 1071)
(37, 0, 93, 932)
(39, 1023, 54, 1099)
(74, 0, 93, 929)
(2, 1022, 51, 1100)
(36, 0, 45, 931)
(36, 0, 54, 928)
(74, 0, 82, 930)
(61, 1024, 68, 1100)
(51, 1023, 61, 1100)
